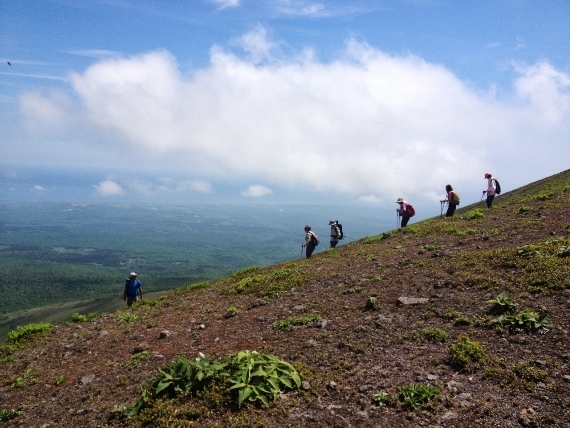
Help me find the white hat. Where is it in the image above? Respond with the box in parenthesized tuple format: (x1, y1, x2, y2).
(130, 272, 137, 277)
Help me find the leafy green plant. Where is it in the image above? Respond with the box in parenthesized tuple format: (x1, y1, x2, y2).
(69, 312, 88, 323)
(372, 390, 391, 406)
(364, 297, 381, 311)
(557, 246, 570, 257)
(10, 369, 38, 390)
(0, 409, 22, 422)
(0, 356, 15, 365)
(518, 205, 532, 213)
(488, 292, 517, 314)
(272, 314, 321, 329)
(6, 323, 53, 345)
(398, 383, 439, 411)
(516, 245, 540, 257)
(466, 209, 484, 220)
(235, 275, 263, 293)
(423, 328, 449, 343)
(54, 375, 67, 385)
(493, 309, 551, 332)
(231, 266, 260, 279)
(448, 336, 487, 371)
(225, 307, 239, 318)
(130, 351, 302, 416)
(116, 313, 139, 324)
(127, 351, 150, 368)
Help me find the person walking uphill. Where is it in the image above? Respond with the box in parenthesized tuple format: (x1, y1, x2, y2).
(441, 184, 460, 217)
(396, 198, 414, 228)
(124, 272, 143, 307)
(329, 220, 341, 248)
(301, 225, 319, 258)
(483, 172, 496, 208)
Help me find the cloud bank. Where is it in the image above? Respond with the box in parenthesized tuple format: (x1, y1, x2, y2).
(17, 27, 570, 202)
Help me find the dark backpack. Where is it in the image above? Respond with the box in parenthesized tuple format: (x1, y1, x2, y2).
(405, 204, 415, 217)
(311, 232, 320, 246)
(493, 178, 501, 195)
(335, 221, 344, 239)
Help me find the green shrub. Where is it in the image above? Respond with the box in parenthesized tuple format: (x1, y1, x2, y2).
(69, 312, 88, 323)
(516, 245, 540, 257)
(448, 336, 487, 371)
(493, 309, 551, 332)
(488, 292, 517, 314)
(398, 383, 439, 411)
(466, 209, 484, 220)
(0, 409, 22, 422)
(116, 313, 139, 324)
(6, 323, 53, 347)
(372, 390, 391, 406)
(273, 314, 321, 330)
(557, 246, 570, 257)
(225, 307, 239, 317)
(130, 351, 301, 416)
(423, 328, 449, 343)
(54, 375, 67, 385)
(364, 297, 381, 311)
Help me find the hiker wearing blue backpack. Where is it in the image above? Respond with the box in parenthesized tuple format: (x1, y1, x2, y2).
(396, 198, 415, 227)
(123, 272, 143, 307)
(483, 172, 499, 208)
(329, 220, 342, 248)
(301, 225, 319, 258)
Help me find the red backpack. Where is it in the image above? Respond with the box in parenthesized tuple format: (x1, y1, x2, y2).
(405, 204, 416, 217)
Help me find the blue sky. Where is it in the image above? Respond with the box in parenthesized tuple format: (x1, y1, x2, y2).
(1, 0, 569, 206)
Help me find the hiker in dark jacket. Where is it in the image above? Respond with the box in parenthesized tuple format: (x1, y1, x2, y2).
(301, 225, 317, 258)
(441, 184, 458, 217)
(396, 198, 412, 227)
(329, 220, 341, 248)
(123, 272, 143, 307)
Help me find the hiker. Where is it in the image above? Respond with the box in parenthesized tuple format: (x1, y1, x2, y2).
(329, 220, 341, 248)
(441, 184, 458, 217)
(301, 225, 318, 258)
(123, 272, 143, 307)
(396, 198, 413, 227)
(483, 172, 496, 208)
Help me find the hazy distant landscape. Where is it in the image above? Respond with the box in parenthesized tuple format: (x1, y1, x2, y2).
(0, 201, 412, 334)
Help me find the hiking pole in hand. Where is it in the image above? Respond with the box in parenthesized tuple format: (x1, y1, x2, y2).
(481, 190, 486, 202)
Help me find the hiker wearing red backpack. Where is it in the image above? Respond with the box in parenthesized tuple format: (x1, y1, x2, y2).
(396, 198, 415, 227)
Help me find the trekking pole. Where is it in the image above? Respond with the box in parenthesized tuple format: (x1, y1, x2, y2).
(440, 200, 444, 219)
(481, 191, 485, 202)
(396, 210, 399, 229)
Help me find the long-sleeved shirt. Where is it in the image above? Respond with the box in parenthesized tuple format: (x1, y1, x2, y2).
(486, 177, 496, 196)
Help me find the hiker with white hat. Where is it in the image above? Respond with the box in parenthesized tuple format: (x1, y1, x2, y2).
(123, 272, 143, 307)
(396, 198, 415, 228)
(328, 220, 341, 248)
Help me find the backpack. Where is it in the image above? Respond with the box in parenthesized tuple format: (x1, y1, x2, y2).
(493, 178, 501, 195)
(335, 221, 344, 239)
(405, 204, 415, 217)
(311, 232, 320, 246)
(451, 191, 460, 205)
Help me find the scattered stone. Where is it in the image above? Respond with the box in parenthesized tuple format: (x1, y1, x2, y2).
(441, 411, 457, 420)
(249, 299, 268, 309)
(427, 374, 439, 381)
(445, 380, 461, 393)
(301, 381, 310, 390)
(151, 354, 164, 360)
(0, 393, 9, 401)
(293, 305, 305, 311)
(199, 324, 205, 329)
(328, 381, 337, 389)
(315, 319, 328, 329)
(397, 297, 429, 305)
(80, 374, 96, 385)
(98, 330, 109, 336)
(159, 330, 171, 339)
(562, 375, 570, 382)
(307, 339, 317, 347)
(132, 343, 148, 353)
(519, 407, 537, 426)
(358, 384, 373, 392)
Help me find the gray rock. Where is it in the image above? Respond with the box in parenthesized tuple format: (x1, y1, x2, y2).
(80, 374, 96, 385)
(397, 297, 429, 305)
(159, 330, 171, 339)
(302, 381, 310, 390)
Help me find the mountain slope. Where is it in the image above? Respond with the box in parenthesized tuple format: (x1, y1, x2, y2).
(1, 170, 570, 427)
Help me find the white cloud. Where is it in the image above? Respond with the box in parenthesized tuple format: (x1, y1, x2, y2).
(211, 0, 240, 9)
(18, 29, 570, 202)
(94, 180, 124, 196)
(241, 185, 273, 197)
(358, 194, 383, 204)
(32, 185, 45, 191)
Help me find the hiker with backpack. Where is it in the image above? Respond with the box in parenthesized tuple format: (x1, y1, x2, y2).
(301, 225, 319, 258)
(396, 198, 415, 228)
(123, 272, 143, 307)
(483, 172, 500, 208)
(329, 220, 342, 248)
(440, 184, 460, 217)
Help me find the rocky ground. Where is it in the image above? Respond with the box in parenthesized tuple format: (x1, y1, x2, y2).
(1, 170, 570, 427)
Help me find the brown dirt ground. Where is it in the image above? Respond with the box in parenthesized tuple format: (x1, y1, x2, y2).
(1, 171, 570, 427)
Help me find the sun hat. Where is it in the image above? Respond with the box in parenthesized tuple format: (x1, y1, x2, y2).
(130, 272, 137, 277)
(396, 198, 405, 203)
(484, 172, 491, 178)
(329, 220, 336, 225)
